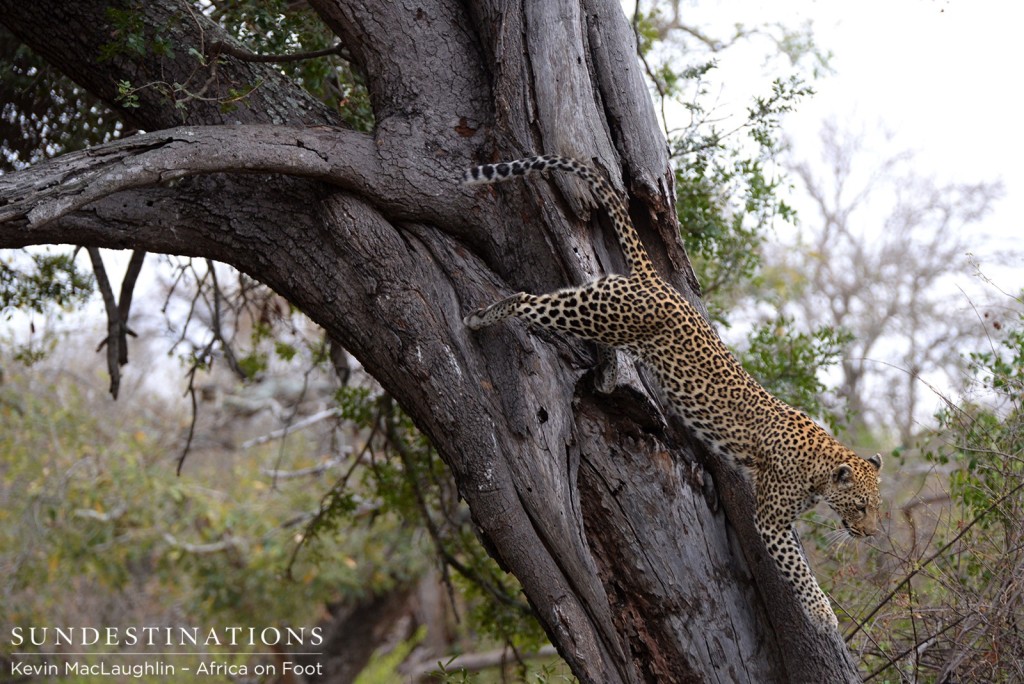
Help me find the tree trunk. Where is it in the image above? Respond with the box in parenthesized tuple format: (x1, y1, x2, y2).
(0, 1, 860, 681)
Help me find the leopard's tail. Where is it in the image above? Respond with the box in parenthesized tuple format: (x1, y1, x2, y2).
(463, 155, 656, 280)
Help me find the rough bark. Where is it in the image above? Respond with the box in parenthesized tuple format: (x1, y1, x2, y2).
(0, 1, 861, 681)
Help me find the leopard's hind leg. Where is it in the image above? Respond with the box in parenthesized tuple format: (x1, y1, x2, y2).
(464, 275, 651, 350)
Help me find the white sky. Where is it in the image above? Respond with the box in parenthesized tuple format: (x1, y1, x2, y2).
(677, 0, 1022, 275)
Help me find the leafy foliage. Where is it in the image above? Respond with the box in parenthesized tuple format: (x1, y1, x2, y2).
(0, 250, 94, 316)
(670, 75, 807, 318)
(739, 315, 852, 430)
(0, 369, 415, 628)
(100, 2, 175, 62)
(939, 305, 1024, 533)
(637, 14, 841, 426)
(202, 0, 373, 131)
(0, 26, 119, 172)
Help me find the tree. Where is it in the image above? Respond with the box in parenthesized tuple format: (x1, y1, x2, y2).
(1, 2, 862, 681)
(774, 121, 1003, 445)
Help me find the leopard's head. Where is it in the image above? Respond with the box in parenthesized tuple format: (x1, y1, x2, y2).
(824, 453, 883, 537)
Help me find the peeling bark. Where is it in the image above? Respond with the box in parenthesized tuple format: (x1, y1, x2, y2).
(0, 1, 861, 681)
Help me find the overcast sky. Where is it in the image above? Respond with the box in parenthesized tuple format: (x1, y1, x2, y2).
(678, 0, 1022, 282)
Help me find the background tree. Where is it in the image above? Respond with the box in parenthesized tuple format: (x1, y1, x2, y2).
(0, 1, 875, 682)
(769, 121, 1003, 445)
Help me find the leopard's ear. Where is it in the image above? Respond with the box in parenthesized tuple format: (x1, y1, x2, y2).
(866, 453, 883, 471)
(832, 464, 854, 487)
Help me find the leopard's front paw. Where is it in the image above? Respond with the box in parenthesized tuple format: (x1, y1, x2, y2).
(463, 309, 490, 330)
(809, 600, 839, 633)
(463, 293, 526, 331)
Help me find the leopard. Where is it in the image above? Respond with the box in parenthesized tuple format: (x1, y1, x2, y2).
(461, 154, 883, 632)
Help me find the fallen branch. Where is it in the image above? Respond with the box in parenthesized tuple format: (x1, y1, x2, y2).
(258, 455, 346, 479)
(87, 248, 145, 399)
(243, 408, 343, 449)
(406, 644, 559, 682)
(162, 533, 248, 555)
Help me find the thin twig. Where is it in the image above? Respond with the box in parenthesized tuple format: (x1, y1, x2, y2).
(846, 478, 1024, 642)
(177, 355, 205, 475)
(862, 614, 969, 682)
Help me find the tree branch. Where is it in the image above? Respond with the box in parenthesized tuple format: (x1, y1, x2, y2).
(244, 409, 343, 450)
(87, 248, 130, 398)
(0, 125, 381, 229)
(117, 250, 146, 365)
(162, 532, 248, 555)
(0, 123, 487, 252)
(207, 38, 353, 64)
